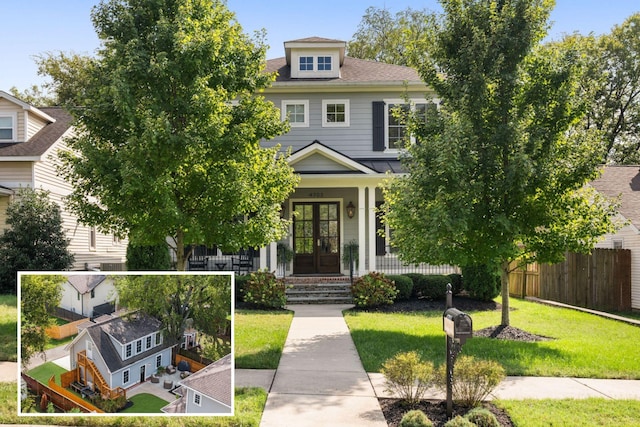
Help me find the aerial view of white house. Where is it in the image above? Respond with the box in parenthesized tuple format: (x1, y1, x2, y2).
(0, 90, 128, 270)
(66, 311, 176, 401)
(58, 274, 117, 319)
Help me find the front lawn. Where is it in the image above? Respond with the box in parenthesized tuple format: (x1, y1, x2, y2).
(344, 297, 640, 378)
(234, 309, 293, 369)
(120, 393, 169, 413)
(497, 398, 640, 426)
(0, 294, 17, 362)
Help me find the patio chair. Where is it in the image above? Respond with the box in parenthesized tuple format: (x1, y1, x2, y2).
(232, 250, 252, 274)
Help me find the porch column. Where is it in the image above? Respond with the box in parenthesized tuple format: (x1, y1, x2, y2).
(367, 186, 377, 272)
(358, 186, 366, 276)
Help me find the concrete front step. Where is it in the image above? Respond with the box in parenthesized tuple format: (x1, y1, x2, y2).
(284, 277, 353, 304)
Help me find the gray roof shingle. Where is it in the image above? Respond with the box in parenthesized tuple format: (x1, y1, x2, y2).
(67, 275, 106, 294)
(0, 107, 73, 158)
(590, 165, 640, 229)
(179, 353, 231, 407)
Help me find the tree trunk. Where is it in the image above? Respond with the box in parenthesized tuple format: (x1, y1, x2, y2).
(176, 229, 186, 271)
(500, 260, 510, 326)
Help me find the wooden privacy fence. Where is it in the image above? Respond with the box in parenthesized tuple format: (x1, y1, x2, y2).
(21, 373, 102, 413)
(508, 262, 540, 298)
(46, 318, 87, 340)
(539, 248, 631, 312)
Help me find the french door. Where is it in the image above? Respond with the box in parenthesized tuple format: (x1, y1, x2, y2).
(292, 202, 340, 274)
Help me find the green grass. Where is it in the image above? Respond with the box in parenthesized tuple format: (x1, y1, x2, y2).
(0, 294, 17, 362)
(45, 334, 77, 350)
(2, 382, 266, 426)
(27, 362, 68, 385)
(344, 297, 640, 378)
(234, 309, 293, 369)
(497, 398, 640, 426)
(120, 393, 169, 413)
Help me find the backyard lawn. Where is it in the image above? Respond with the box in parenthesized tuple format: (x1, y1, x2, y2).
(27, 362, 67, 385)
(0, 294, 17, 362)
(121, 393, 169, 413)
(344, 296, 640, 379)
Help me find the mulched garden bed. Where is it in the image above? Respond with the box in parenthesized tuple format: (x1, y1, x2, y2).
(380, 399, 514, 427)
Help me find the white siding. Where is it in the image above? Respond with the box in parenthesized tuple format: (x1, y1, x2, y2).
(0, 161, 33, 187)
(595, 224, 640, 310)
(26, 112, 48, 141)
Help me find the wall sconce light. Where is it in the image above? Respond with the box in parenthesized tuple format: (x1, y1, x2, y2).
(346, 201, 355, 219)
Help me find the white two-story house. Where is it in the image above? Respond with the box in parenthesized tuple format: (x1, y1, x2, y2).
(255, 37, 449, 276)
(59, 274, 117, 318)
(0, 90, 128, 270)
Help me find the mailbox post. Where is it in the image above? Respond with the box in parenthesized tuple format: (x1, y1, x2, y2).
(443, 283, 473, 419)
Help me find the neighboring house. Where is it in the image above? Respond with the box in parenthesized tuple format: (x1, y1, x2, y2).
(59, 274, 117, 318)
(0, 90, 127, 270)
(590, 165, 640, 310)
(193, 37, 454, 276)
(66, 312, 176, 398)
(161, 353, 232, 414)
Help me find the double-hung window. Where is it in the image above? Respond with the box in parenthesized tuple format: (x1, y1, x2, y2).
(125, 343, 132, 358)
(123, 369, 130, 385)
(383, 100, 438, 150)
(281, 100, 309, 127)
(0, 114, 16, 141)
(194, 393, 202, 406)
(322, 100, 349, 127)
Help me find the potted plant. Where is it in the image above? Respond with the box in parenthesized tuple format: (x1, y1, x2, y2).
(342, 240, 359, 270)
(277, 242, 294, 276)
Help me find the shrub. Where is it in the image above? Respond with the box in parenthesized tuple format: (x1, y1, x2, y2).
(461, 265, 500, 301)
(444, 415, 475, 427)
(381, 351, 435, 405)
(465, 407, 499, 427)
(387, 275, 414, 301)
(410, 275, 449, 300)
(351, 272, 398, 308)
(235, 274, 252, 303)
(435, 355, 506, 407)
(242, 270, 287, 309)
(448, 273, 463, 295)
(126, 243, 171, 270)
(400, 409, 433, 427)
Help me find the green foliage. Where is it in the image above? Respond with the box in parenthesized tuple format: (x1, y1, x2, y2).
(444, 415, 475, 427)
(387, 275, 414, 301)
(93, 395, 127, 412)
(382, 0, 620, 326)
(235, 274, 252, 303)
(399, 409, 433, 427)
(53, 0, 299, 271)
(0, 188, 74, 293)
(448, 274, 463, 295)
(126, 243, 170, 270)
(351, 272, 398, 308)
(436, 356, 506, 407)
(406, 274, 449, 300)
(382, 351, 435, 405)
(465, 407, 499, 427)
(461, 266, 500, 302)
(116, 275, 231, 344)
(342, 240, 359, 270)
(242, 271, 287, 309)
(20, 275, 64, 366)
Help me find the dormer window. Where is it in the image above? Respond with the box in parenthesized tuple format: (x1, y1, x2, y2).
(317, 56, 332, 71)
(299, 56, 314, 71)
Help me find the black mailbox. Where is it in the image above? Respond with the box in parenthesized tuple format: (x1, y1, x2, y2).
(443, 308, 473, 344)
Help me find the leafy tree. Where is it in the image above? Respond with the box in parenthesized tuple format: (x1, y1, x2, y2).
(126, 242, 171, 270)
(347, 6, 434, 66)
(115, 274, 231, 355)
(20, 275, 64, 367)
(8, 85, 55, 107)
(383, 0, 619, 326)
(570, 14, 640, 164)
(53, 0, 298, 270)
(0, 188, 74, 293)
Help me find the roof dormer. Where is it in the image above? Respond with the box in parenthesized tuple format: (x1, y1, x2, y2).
(284, 37, 345, 79)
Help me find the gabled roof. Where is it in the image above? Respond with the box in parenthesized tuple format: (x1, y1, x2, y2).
(0, 107, 73, 159)
(289, 140, 377, 174)
(70, 312, 177, 374)
(179, 353, 232, 407)
(266, 56, 422, 84)
(0, 90, 56, 122)
(590, 165, 640, 231)
(67, 275, 107, 294)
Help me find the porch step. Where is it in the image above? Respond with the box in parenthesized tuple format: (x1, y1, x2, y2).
(284, 277, 353, 304)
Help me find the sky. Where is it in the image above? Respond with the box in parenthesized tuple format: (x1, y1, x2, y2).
(1, 0, 639, 93)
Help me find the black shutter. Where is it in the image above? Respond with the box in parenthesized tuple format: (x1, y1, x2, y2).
(372, 101, 385, 151)
(375, 201, 386, 256)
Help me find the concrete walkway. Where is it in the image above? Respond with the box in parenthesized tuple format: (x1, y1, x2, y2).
(257, 304, 387, 427)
